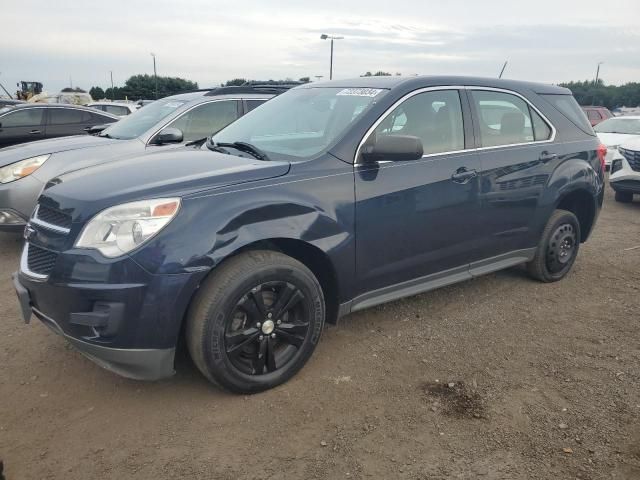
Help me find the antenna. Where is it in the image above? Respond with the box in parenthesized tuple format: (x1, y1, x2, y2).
(498, 61, 508, 79)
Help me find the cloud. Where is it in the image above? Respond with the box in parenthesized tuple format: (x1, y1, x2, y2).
(0, 0, 639, 96)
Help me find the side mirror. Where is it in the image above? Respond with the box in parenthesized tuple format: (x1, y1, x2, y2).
(153, 127, 183, 145)
(85, 124, 108, 134)
(361, 134, 423, 163)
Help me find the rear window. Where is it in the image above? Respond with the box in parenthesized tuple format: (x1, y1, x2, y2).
(541, 94, 595, 136)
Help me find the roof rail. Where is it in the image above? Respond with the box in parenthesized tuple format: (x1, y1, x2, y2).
(203, 85, 297, 96)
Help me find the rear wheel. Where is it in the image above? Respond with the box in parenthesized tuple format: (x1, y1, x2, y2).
(186, 250, 325, 393)
(614, 191, 633, 203)
(527, 209, 581, 283)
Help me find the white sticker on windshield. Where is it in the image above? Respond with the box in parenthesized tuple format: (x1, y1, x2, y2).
(336, 88, 383, 97)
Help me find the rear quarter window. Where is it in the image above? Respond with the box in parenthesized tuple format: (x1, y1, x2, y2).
(541, 94, 595, 136)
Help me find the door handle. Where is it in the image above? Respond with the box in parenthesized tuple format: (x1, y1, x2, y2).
(29, 130, 41, 134)
(539, 151, 558, 163)
(451, 167, 477, 184)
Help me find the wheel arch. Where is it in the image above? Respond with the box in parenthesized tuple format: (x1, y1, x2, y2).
(554, 188, 597, 242)
(186, 237, 342, 326)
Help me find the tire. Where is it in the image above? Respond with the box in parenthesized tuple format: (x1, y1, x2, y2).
(186, 250, 325, 393)
(614, 191, 633, 203)
(527, 209, 581, 283)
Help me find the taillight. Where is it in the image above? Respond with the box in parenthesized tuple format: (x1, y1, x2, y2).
(597, 144, 607, 173)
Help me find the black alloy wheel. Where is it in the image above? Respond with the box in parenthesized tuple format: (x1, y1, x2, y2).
(225, 281, 310, 376)
(186, 250, 325, 393)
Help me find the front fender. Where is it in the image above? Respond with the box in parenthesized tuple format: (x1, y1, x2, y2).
(129, 155, 357, 301)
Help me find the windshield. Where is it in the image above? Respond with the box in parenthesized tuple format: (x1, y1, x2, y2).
(211, 87, 387, 160)
(594, 117, 640, 135)
(100, 98, 187, 139)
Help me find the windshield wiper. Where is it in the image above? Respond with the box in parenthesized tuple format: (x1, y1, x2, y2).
(186, 137, 208, 147)
(215, 142, 271, 161)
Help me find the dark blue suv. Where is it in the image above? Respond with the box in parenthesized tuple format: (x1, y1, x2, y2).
(13, 76, 605, 393)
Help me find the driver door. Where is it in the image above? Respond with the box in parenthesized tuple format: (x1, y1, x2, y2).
(354, 89, 483, 301)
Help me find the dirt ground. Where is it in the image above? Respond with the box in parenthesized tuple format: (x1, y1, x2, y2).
(1, 185, 639, 480)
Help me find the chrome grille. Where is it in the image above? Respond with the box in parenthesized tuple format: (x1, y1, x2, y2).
(619, 147, 640, 172)
(36, 204, 72, 229)
(26, 244, 58, 276)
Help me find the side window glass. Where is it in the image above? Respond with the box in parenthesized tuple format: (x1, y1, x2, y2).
(531, 108, 552, 141)
(587, 110, 601, 121)
(1, 109, 44, 127)
(471, 91, 539, 147)
(49, 109, 85, 125)
(105, 105, 129, 116)
(168, 101, 239, 142)
(371, 90, 464, 155)
(246, 100, 265, 112)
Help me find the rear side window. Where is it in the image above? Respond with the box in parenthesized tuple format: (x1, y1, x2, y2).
(371, 89, 465, 155)
(104, 105, 130, 116)
(246, 100, 266, 112)
(49, 109, 92, 125)
(471, 91, 534, 147)
(587, 110, 601, 121)
(541, 94, 595, 135)
(0, 108, 44, 127)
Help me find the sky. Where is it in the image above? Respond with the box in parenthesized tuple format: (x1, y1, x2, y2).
(1, 0, 639, 96)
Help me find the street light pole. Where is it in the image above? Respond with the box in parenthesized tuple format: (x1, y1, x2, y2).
(320, 34, 344, 80)
(150, 52, 158, 99)
(594, 61, 603, 86)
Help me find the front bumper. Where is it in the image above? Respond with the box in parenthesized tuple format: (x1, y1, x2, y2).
(13, 245, 208, 380)
(13, 272, 176, 380)
(0, 175, 44, 232)
(610, 179, 640, 194)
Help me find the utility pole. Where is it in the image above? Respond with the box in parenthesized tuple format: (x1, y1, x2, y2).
(498, 61, 508, 79)
(320, 34, 344, 80)
(594, 62, 603, 85)
(110, 71, 114, 100)
(150, 53, 158, 99)
(0, 72, 14, 99)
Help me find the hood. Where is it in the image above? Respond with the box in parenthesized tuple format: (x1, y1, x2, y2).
(41, 149, 290, 220)
(0, 135, 119, 168)
(619, 137, 640, 151)
(596, 132, 640, 148)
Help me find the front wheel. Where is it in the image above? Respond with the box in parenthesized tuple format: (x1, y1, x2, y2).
(527, 209, 581, 283)
(186, 250, 325, 393)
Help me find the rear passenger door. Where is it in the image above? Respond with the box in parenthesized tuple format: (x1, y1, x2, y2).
(45, 108, 101, 138)
(0, 107, 46, 147)
(468, 88, 555, 264)
(354, 88, 483, 297)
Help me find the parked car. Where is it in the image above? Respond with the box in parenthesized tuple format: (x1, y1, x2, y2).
(610, 138, 640, 203)
(594, 116, 640, 168)
(87, 102, 138, 117)
(0, 99, 26, 109)
(581, 106, 613, 126)
(0, 103, 118, 149)
(0, 85, 288, 231)
(13, 76, 605, 393)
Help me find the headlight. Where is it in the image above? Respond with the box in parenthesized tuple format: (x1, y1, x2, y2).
(0, 154, 50, 184)
(75, 198, 181, 258)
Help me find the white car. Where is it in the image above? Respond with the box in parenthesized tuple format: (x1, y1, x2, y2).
(610, 137, 640, 203)
(594, 115, 640, 168)
(87, 102, 138, 117)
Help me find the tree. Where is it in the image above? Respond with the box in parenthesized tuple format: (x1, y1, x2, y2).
(559, 80, 640, 109)
(298, 77, 310, 83)
(90, 86, 105, 100)
(224, 78, 247, 86)
(361, 71, 392, 77)
(91, 74, 198, 101)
